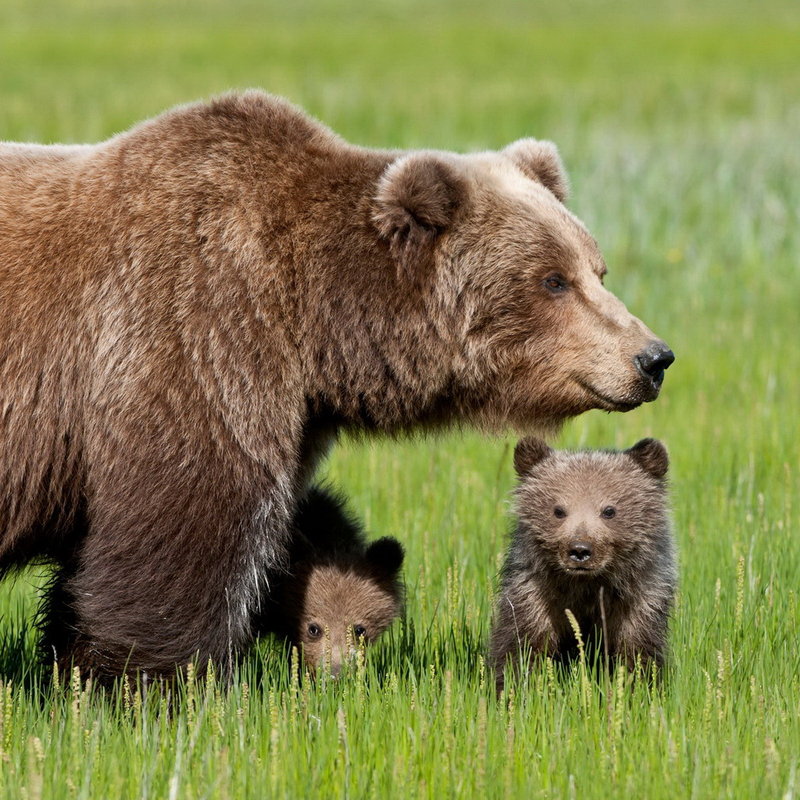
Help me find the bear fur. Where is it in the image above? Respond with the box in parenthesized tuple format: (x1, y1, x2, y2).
(255, 486, 403, 676)
(490, 438, 676, 692)
(0, 91, 673, 678)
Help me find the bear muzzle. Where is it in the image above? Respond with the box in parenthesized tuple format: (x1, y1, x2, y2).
(560, 538, 610, 574)
(568, 541, 593, 564)
(634, 340, 675, 398)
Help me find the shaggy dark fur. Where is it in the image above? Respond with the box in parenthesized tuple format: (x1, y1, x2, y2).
(490, 438, 676, 692)
(0, 91, 673, 679)
(255, 486, 404, 675)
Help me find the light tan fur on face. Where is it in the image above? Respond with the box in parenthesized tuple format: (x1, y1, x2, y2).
(514, 453, 668, 579)
(440, 157, 665, 432)
(297, 566, 401, 675)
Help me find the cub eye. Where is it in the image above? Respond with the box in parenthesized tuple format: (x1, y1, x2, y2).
(554, 506, 567, 519)
(353, 625, 367, 639)
(307, 623, 322, 638)
(601, 506, 616, 519)
(543, 274, 568, 293)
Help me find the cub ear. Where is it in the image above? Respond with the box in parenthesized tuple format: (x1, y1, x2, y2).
(373, 153, 466, 279)
(625, 438, 669, 480)
(513, 437, 553, 477)
(502, 138, 569, 203)
(364, 537, 405, 581)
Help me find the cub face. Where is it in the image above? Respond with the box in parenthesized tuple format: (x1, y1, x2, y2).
(512, 437, 669, 577)
(295, 537, 404, 675)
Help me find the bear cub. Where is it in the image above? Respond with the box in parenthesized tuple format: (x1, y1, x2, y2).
(256, 486, 404, 676)
(490, 438, 676, 691)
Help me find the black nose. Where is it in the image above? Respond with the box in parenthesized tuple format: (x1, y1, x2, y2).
(636, 341, 675, 385)
(568, 542, 593, 563)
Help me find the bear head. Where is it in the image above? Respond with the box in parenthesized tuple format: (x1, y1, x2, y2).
(372, 141, 674, 433)
(511, 437, 671, 581)
(291, 537, 404, 676)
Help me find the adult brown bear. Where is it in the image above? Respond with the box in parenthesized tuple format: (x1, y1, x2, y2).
(0, 92, 673, 679)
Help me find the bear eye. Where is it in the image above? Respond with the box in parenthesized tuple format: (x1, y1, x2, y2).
(353, 625, 367, 639)
(601, 506, 616, 519)
(543, 274, 568, 294)
(554, 506, 567, 519)
(307, 623, 322, 638)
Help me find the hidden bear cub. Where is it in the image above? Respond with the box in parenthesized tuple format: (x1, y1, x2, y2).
(256, 486, 404, 675)
(490, 438, 676, 691)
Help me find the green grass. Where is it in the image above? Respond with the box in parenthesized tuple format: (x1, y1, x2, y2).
(1, 1, 799, 797)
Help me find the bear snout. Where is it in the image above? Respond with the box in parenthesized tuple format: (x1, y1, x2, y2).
(327, 644, 359, 678)
(560, 536, 608, 572)
(568, 541, 593, 564)
(634, 340, 675, 396)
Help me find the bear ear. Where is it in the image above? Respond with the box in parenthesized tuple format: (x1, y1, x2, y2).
(373, 153, 467, 279)
(502, 139, 569, 203)
(513, 437, 553, 477)
(364, 537, 405, 581)
(625, 438, 669, 480)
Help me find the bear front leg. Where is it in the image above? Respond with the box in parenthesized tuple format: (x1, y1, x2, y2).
(489, 591, 557, 694)
(611, 601, 671, 675)
(51, 455, 295, 682)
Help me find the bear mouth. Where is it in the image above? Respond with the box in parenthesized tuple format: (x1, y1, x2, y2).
(576, 380, 641, 412)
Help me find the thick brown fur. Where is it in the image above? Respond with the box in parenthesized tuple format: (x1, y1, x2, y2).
(0, 91, 672, 679)
(490, 438, 676, 692)
(255, 486, 403, 675)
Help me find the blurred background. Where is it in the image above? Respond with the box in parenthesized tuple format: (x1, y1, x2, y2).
(3, 0, 797, 147)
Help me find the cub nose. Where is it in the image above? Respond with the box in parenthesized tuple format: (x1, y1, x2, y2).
(635, 341, 675, 385)
(568, 542, 593, 563)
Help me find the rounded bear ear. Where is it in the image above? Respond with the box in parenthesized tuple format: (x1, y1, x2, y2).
(513, 437, 553, 477)
(625, 438, 669, 480)
(364, 537, 405, 581)
(373, 153, 467, 280)
(502, 139, 569, 203)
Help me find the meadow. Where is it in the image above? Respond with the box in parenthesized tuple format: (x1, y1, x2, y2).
(0, 1, 798, 797)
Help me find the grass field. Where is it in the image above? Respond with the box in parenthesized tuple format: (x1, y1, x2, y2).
(1, 1, 799, 797)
